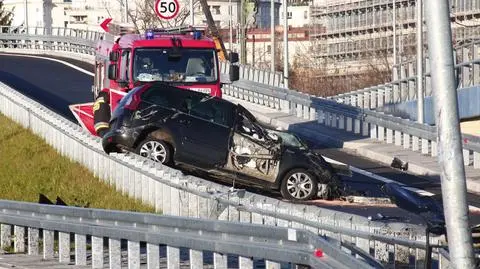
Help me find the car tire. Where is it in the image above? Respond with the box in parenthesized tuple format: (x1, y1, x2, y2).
(280, 169, 318, 201)
(136, 138, 172, 164)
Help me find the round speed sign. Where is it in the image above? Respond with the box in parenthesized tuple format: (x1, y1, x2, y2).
(154, 0, 180, 20)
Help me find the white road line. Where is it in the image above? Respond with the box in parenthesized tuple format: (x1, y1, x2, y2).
(8, 53, 478, 211)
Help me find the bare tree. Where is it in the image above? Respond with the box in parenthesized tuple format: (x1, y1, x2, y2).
(108, 0, 200, 32)
(0, 2, 13, 27)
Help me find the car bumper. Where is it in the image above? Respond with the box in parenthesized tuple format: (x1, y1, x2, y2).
(102, 127, 136, 153)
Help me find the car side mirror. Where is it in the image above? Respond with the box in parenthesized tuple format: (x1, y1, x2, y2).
(229, 52, 239, 63)
(108, 64, 118, 80)
(229, 65, 239, 82)
(109, 51, 119, 62)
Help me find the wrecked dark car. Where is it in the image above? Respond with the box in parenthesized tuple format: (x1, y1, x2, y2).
(102, 83, 348, 201)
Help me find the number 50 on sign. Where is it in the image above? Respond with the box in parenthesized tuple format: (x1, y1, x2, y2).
(154, 0, 180, 20)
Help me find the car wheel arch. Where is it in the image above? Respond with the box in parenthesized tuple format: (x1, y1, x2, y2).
(134, 127, 177, 152)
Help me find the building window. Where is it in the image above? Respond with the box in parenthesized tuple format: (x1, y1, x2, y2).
(267, 45, 271, 53)
(210, 5, 220, 15)
(304, 10, 308, 19)
(287, 11, 292, 19)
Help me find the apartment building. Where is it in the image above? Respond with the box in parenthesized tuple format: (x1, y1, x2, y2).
(308, 0, 480, 75)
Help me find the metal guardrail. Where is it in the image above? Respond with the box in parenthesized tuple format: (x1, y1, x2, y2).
(0, 200, 381, 268)
(0, 76, 441, 267)
(0, 26, 460, 267)
(222, 77, 480, 170)
(331, 41, 480, 111)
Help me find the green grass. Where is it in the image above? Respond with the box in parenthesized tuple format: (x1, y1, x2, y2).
(0, 113, 156, 213)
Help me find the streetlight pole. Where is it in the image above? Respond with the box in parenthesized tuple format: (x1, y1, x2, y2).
(24, 0, 28, 33)
(271, 0, 275, 72)
(416, 0, 424, 123)
(124, 0, 129, 23)
(229, 0, 233, 50)
(190, 0, 194, 25)
(283, 0, 288, 88)
(393, 0, 397, 65)
(425, 0, 475, 267)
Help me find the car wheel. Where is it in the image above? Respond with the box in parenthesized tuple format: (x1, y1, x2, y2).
(280, 169, 318, 201)
(136, 138, 172, 164)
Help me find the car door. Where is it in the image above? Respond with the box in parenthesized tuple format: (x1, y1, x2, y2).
(179, 95, 235, 168)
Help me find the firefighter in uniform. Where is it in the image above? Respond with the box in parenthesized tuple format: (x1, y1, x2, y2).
(93, 91, 111, 137)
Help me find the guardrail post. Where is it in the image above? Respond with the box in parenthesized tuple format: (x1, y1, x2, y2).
(357, 94, 364, 108)
(13, 226, 25, 253)
(167, 244, 180, 269)
(462, 47, 471, 87)
(109, 238, 121, 268)
(431, 141, 438, 157)
(129, 241, 141, 269)
(377, 126, 385, 141)
(362, 121, 369, 137)
(280, 99, 290, 114)
(412, 136, 420, 151)
(469, 148, 480, 170)
(422, 139, 430, 155)
(189, 249, 203, 269)
(43, 229, 54, 259)
(74, 234, 87, 266)
(147, 243, 160, 268)
(59, 232, 70, 263)
(395, 131, 402, 146)
(370, 123, 377, 139)
(463, 149, 470, 166)
(92, 236, 104, 268)
(404, 134, 411, 149)
(27, 227, 39, 255)
(338, 114, 345, 130)
(473, 45, 480, 85)
(386, 128, 393, 144)
(331, 113, 338, 128)
(0, 224, 11, 251)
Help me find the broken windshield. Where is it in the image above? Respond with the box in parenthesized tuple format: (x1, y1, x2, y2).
(133, 48, 218, 83)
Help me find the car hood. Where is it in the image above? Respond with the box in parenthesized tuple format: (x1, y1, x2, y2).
(310, 149, 353, 177)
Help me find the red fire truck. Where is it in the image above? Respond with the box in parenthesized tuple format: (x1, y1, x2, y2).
(70, 23, 239, 137)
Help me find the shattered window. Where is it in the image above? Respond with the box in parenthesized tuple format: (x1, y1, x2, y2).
(189, 97, 235, 127)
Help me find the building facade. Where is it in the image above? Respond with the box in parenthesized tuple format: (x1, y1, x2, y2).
(308, 0, 480, 75)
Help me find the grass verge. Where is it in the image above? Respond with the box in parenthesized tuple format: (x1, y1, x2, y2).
(0, 113, 156, 213)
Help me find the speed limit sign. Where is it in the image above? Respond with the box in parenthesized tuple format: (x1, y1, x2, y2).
(154, 0, 180, 20)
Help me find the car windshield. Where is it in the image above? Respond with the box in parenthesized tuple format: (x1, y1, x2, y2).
(270, 131, 308, 149)
(133, 48, 218, 83)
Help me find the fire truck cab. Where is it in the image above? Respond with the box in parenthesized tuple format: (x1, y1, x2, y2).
(70, 23, 239, 137)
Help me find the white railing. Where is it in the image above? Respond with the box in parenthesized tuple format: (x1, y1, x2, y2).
(0, 200, 382, 268)
(0, 78, 444, 267)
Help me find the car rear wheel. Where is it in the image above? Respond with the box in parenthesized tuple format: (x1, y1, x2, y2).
(136, 138, 172, 164)
(280, 169, 318, 201)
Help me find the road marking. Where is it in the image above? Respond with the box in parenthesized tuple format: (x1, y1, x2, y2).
(9, 53, 478, 212)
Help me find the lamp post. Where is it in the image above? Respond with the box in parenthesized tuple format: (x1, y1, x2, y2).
(190, 0, 194, 25)
(283, 0, 288, 88)
(271, 0, 275, 72)
(416, 0, 424, 123)
(24, 0, 28, 33)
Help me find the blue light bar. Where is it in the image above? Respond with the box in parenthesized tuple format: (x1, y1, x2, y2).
(145, 29, 154, 40)
(193, 31, 202, 40)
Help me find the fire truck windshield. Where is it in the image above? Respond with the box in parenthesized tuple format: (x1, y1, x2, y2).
(133, 48, 218, 84)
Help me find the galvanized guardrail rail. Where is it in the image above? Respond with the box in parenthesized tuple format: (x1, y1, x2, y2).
(0, 200, 382, 268)
(331, 41, 480, 108)
(0, 26, 459, 267)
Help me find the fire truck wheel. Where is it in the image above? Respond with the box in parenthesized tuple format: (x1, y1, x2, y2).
(136, 138, 172, 165)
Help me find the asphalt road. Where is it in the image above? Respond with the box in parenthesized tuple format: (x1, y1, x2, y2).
(2, 54, 479, 226)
